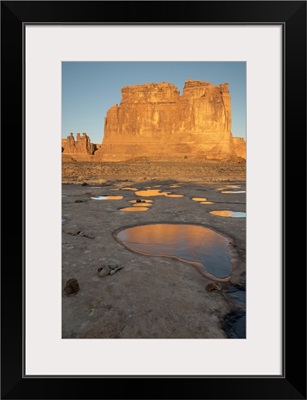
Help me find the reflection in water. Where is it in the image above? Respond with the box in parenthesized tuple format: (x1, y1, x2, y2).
(221, 191, 246, 194)
(200, 201, 214, 205)
(192, 197, 207, 202)
(135, 189, 169, 197)
(121, 187, 137, 191)
(120, 207, 149, 212)
(210, 210, 246, 218)
(91, 196, 123, 200)
(216, 185, 241, 191)
(116, 224, 232, 280)
(170, 184, 181, 188)
(165, 194, 184, 198)
(136, 189, 183, 198)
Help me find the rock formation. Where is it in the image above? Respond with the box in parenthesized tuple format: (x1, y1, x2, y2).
(95, 79, 238, 161)
(62, 132, 95, 155)
(233, 137, 246, 159)
(62, 132, 101, 161)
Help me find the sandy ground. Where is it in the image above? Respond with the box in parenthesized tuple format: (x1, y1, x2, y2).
(62, 162, 246, 339)
(62, 160, 246, 183)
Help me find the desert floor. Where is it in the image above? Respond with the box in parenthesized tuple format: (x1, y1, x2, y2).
(62, 161, 246, 338)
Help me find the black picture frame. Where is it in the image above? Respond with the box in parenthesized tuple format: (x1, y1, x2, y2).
(1, 1, 306, 399)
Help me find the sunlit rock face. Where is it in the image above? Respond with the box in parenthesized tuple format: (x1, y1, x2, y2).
(233, 137, 246, 159)
(96, 79, 238, 161)
(62, 132, 96, 161)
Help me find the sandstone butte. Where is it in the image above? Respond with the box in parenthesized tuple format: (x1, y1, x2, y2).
(62, 79, 246, 162)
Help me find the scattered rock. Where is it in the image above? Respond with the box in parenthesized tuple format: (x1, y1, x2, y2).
(75, 200, 84, 203)
(206, 282, 222, 293)
(97, 260, 124, 277)
(63, 227, 81, 236)
(109, 266, 124, 275)
(63, 278, 80, 295)
(97, 266, 110, 277)
(81, 182, 88, 186)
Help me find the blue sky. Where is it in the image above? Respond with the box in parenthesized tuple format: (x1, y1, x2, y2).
(62, 62, 246, 144)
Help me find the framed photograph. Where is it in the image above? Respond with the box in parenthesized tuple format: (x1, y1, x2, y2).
(1, 1, 306, 399)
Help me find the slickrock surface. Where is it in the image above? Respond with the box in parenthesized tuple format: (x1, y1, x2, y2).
(62, 179, 246, 339)
(95, 79, 240, 161)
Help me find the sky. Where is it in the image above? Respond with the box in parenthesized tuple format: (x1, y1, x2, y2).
(62, 62, 246, 144)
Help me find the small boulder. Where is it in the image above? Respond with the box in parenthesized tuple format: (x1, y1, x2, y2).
(97, 266, 110, 277)
(63, 278, 80, 295)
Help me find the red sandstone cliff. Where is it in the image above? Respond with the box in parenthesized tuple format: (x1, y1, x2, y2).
(62, 132, 97, 161)
(233, 137, 246, 160)
(62, 132, 95, 154)
(95, 79, 237, 161)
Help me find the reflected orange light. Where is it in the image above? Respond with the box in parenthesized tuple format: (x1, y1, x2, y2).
(120, 207, 149, 212)
(136, 190, 169, 197)
(221, 191, 246, 194)
(91, 195, 124, 200)
(116, 224, 232, 280)
(210, 210, 246, 217)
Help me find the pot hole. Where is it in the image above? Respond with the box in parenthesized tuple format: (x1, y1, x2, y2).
(165, 194, 184, 198)
(135, 189, 183, 198)
(120, 207, 150, 212)
(210, 210, 246, 218)
(216, 185, 241, 191)
(132, 203, 152, 207)
(116, 224, 233, 280)
(221, 191, 246, 194)
(91, 196, 123, 200)
(135, 189, 169, 197)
